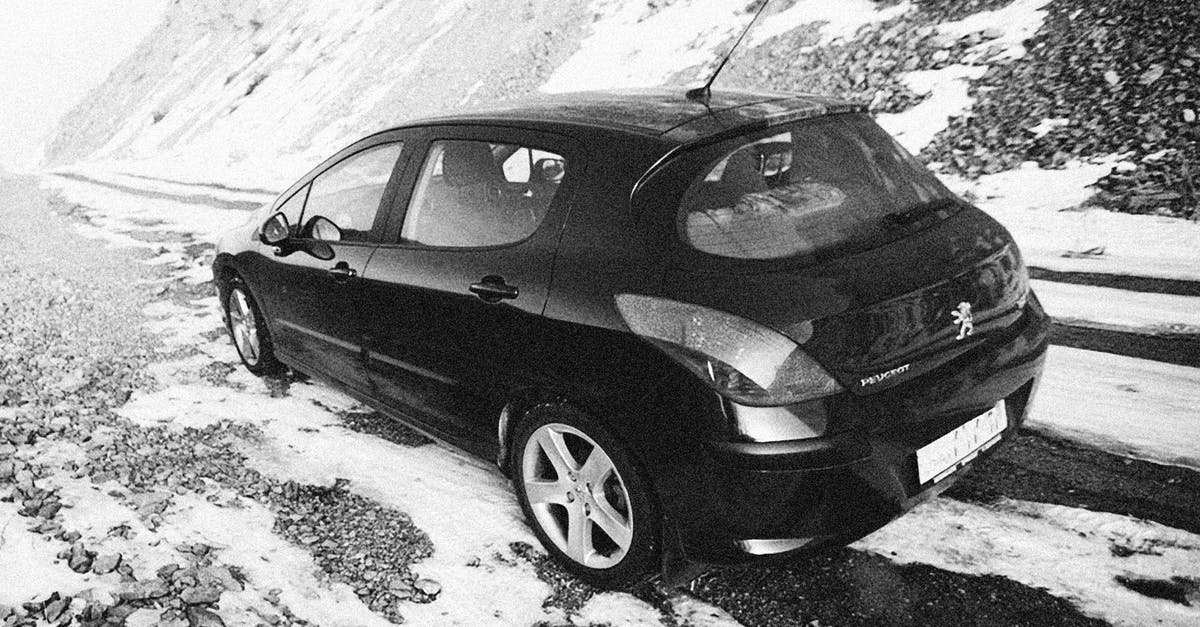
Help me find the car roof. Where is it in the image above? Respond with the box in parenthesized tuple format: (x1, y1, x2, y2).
(401, 88, 866, 145)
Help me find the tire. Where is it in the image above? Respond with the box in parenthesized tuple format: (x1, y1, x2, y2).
(512, 405, 659, 586)
(224, 278, 284, 375)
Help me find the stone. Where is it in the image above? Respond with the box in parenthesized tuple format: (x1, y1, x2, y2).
(42, 597, 69, 623)
(116, 579, 170, 601)
(92, 554, 122, 575)
(36, 501, 62, 519)
(185, 606, 226, 627)
(68, 544, 94, 573)
(413, 578, 441, 597)
(180, 586, 222, 605)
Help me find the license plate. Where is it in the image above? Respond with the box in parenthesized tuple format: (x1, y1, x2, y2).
(916, 401, 1007, 485)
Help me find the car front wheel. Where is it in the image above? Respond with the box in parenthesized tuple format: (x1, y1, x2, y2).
(513, 406, 658, 585)
(225, 279, 283, 375)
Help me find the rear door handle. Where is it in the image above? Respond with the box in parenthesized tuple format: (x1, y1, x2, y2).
(328, 262, 357, 281)
(469, 275, 518, 303)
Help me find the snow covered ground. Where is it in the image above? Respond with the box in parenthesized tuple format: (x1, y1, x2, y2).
(1033, 280, 1200, 335)
(1029, 347, 1200, 472)
(32, 172, 1200, 626)
(18, 0, 1200, 625)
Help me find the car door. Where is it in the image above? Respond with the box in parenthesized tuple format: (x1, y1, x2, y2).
(359, 126, 581, 450)
(262, 135, 409, 394)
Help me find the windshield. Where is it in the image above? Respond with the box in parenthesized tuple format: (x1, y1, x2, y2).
(676, 114, 955, 260)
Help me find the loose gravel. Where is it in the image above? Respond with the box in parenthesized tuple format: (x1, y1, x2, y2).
(920, 0, 1200, 217)
(1, 177, 434, 626)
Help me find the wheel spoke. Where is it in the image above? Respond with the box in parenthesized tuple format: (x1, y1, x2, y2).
(580, 445, 614, 486)
(235, 290, 251, 318)
(590, 495, 633, 550)
(535, 429, 577, 478)
(245, 328, 260, 359)
(566, 503, 593, 563)
(523, 478, 569, 505)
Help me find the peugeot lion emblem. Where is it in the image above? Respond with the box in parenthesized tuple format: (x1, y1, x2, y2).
(952, 301, 975, 340)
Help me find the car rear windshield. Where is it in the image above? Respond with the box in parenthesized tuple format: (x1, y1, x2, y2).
(676, 114, 955, 260)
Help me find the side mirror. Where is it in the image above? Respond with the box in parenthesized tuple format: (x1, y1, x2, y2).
(533, 158, 565, 183)
(260, 212, 290, 246)
(306, 216, 343, 242)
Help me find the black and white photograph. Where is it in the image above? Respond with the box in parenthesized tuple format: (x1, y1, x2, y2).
(1, 0, 1198, 625)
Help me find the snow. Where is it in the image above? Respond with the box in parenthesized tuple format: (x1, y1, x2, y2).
(749, 0, 913, 47)
(668, 592, 746, 627)
(855, 497, 1200, 627)
(935, 0, 1052, 62)
(945, 161, 1200, 281)
(1030, 346, 1200, 472)
(1034, 280, 1200, 334)
(875, 64, 988, 154)
(51, 473, 395, 627)
(1029, 117, 1071, 138)
(115, 373, 632, 625)
(871, 0, 1052, 154)
(42, 176, 247, 244)
(544, 0, 915, 93)
(541, 0, 745, 92)
(50, 166, 275, 205)
(0, 501, 96, 605)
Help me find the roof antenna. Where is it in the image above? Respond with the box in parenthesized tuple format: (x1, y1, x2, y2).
(686, 0, 771, 103)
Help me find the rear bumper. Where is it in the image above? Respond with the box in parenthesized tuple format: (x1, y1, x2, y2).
(662, 302, 1048, 565)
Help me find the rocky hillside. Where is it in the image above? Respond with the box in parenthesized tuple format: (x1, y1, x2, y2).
(46, 0, 1198, 216)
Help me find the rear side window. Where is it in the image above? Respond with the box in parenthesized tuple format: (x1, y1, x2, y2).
(676, 115, 953, 260)
(304, 142, 404, 243)
(400, 140, 567, 248)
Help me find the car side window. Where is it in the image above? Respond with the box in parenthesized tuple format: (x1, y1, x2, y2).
(400, 140, 566, 248)
(303, 142, 404, 243)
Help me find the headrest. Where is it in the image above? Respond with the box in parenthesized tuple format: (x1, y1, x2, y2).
(720, 149, 767, 193)
(443, 142, 497, 187)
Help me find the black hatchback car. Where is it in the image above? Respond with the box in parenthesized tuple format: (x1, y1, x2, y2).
(213, 89, 1048, 585)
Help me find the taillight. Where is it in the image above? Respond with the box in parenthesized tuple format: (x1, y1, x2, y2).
(615, 294, 843, 407)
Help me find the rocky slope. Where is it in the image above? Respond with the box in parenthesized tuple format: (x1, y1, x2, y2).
(44, 0, 1199, 211)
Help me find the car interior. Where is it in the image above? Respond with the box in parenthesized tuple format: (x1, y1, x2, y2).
(401, 140, 564, 248)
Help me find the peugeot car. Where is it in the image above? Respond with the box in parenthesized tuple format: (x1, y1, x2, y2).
(213, 89, 1049, 585)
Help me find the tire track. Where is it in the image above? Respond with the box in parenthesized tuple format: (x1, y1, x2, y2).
(1031, 267, 1200, 297)
(1049, 324, 1200, 368)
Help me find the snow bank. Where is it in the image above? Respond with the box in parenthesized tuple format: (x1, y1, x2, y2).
(856, 497, 1200, 627)
(946, 161, 1200, 281)
(1031, 346, 1200, 471)
(1033, 280, 1200, 334)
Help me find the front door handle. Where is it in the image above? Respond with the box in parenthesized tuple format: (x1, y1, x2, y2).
(469, 275, 518, 303)
(328, 262, 357, 281)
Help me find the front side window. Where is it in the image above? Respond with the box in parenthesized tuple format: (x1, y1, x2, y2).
(400, 140, 566, 248)
(304, 142, 404, 243)
(676, 114, 954, 260)
(274, 184, 309, 234)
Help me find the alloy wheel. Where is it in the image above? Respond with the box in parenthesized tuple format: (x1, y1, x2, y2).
(521, 422, 634, 569)
(228, 287, 261, 366)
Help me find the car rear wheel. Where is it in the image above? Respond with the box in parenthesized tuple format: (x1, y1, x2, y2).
(225, 279, 283, 375)
(513, 406, 658, 585)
